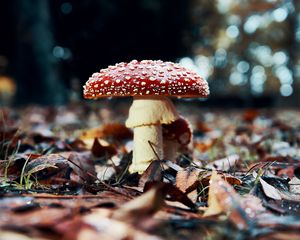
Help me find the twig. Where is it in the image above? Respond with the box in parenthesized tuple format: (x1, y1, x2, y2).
(64, 154, 134, 199)
(148, 140, 161, 161)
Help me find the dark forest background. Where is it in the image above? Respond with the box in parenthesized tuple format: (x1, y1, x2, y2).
(0, 0, 299, 107)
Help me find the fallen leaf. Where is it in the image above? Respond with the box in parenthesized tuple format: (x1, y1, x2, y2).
(289, 177, 300, 195)
(243, 109, 259, 122)
(82, 209, 162, 240)
(145, 182, 196, 209)
(196, 120, 212, 133)
(0, 207, 72, 228)
(206, 154, 240, 171)
(253, 171, 282, 200)
(112, 186, 164, 223)
(139, 160, 162, 190)
(194, 139, 215, 153)
(176, 167, 202, 193)
(23, 151, 96, 185)
(203, 171, 223, 217)
(203, 171, 263, 230)
(101, 123, 133, 141)
(25, 153, 71, 179)
(91, 138, 117, 157)
(80, 123, 132, 142)
(199, 171, 242, 187)
(0, 231, 42, 240)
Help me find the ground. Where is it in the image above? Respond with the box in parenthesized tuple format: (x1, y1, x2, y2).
(0, 101, 300, 240)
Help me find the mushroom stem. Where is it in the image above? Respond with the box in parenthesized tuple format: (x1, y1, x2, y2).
(126, 96, 179, 173)
(129, 124, 163, 173)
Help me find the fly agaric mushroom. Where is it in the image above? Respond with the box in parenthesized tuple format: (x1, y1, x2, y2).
(162, 116, 193, 162)
(83, 60, 209, 173)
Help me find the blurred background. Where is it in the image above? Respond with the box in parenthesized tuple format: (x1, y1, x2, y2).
(0, 0, 299, 107)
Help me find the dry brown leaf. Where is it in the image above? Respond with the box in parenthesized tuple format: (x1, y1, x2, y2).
(176, 167, 202, 193)
(0, 207, 72, 228)
(80, 127, 103, 140)
(139, 160, 162, 190)
(83, 209, 162, 240)
(159, 182, 196, 209)
(175, 168, 242, 198)
(253, 171, 282, 200)
(243, 109, 259, 122)
(199, 171, 242, 187)
(25, 152, 72, 177)
(203, 171, 223, 217)
(194, 139, 215, 152)
(196, 120, 212, 133)
(112, 186, 164, 223)
(0, 231, 47, 240)
(206, 154, 240, 171)
(91, 138, 117, 157)
(203, 171, 258, 230)
(101, 123, 133, 140)
(79, 123, 132, 142)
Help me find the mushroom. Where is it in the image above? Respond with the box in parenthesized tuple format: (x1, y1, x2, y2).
(83, 60, 209, 173)
(162, 116, 193, 162)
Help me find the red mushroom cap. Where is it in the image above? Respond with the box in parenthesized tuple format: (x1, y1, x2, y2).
(83, 60, 209, 99)
(162, 116, 192, 145)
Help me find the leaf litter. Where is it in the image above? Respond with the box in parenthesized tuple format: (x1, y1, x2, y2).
(0, 105, 300, 239)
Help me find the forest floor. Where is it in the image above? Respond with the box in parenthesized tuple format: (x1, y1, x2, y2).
(0, 102, 300, 240)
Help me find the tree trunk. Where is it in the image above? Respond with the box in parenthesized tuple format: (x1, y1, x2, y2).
(15, 0, 66, 105)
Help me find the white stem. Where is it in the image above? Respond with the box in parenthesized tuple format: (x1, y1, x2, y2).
(129, 124, 163, 173)
(125, 96, 179, 128)
(125, 96, 179, 173)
